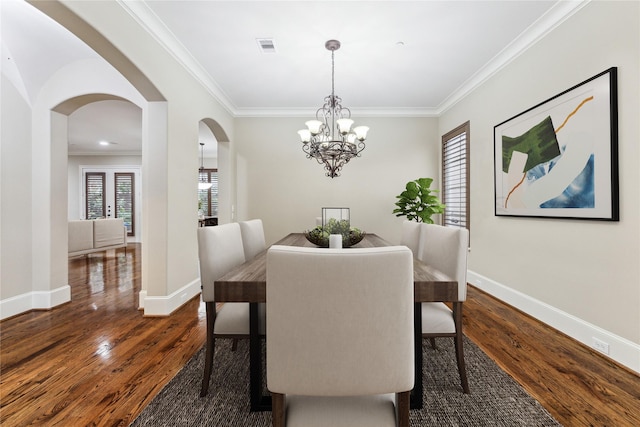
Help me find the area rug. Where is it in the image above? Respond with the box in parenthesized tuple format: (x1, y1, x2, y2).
(131, 337, 561, 426)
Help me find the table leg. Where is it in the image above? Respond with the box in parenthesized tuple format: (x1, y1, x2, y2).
(411, 302, 423, 409)
(250, 302, 272, 411)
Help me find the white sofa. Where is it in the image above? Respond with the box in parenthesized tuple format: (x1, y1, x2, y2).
(68, 218, 127, 257)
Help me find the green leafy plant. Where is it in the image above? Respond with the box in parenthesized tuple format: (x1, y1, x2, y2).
(393, 177, 445, 223)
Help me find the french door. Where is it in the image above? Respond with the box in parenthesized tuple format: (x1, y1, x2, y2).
(83, 168, 138, 236)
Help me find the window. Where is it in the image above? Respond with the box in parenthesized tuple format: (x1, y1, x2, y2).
(442, 121, 470, 233)
(84, 170, 137, 237)
(115, 173, 135, 236)
(86, 172, 106, 219)
(198, 169, 219, 217)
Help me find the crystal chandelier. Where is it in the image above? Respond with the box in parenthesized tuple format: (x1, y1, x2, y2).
(297, 40, 369, 178)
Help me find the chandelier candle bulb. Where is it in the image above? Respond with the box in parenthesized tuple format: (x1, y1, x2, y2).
(337, 118, 354, 134)
(305, 120, 323, 135)
(298, 129, 311, 143)
(353, 126, 369, 141)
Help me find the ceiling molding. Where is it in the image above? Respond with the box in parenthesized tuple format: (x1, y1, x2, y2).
(119, 0, 589, 119)
(116, 0, 237, 116)
(68, 150, 143, 157)
(233, 107, 439, 118)
(437, 0, 590, 115)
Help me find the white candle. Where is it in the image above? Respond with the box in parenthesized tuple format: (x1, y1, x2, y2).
(329, 234, 342, 249)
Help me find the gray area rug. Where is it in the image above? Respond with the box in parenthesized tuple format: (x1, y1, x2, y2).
(131, 337, 561, 426)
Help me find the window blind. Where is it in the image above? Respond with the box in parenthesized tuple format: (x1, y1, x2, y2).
(115, 172, 135, 236)
(198, 169, 219, 216)
(442, 122, 470, 231)
(85, 172, 105, 219)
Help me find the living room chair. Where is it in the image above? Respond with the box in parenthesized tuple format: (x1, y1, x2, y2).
(197, 222, 265, 397)
(418, 223, 470, 393)
(266, 245, 415, 427)
(239, 219, 267, 260)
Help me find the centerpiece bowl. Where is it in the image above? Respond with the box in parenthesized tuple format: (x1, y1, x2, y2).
(303, 226, 366, 248)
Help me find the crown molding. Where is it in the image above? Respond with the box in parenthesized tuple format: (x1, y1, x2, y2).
(68, 150, 142, 157)
(233, 107, 439, 118)
(120, 0, 589, 119)
(116, 0, 237, 116)
(437, 0, 590, 115)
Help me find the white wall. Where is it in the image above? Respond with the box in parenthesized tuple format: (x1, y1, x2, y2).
(0, 74, 33, 303)
(439, 1, 639, 371)
(235, 116, 440, 245)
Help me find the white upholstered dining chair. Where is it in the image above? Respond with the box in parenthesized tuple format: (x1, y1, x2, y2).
(239, 219, 267, 261)
(197, 223, 265, 397)
(400, 219, 423, 255)
(266, 245, 415, 427)
(418, 223, 470, 393)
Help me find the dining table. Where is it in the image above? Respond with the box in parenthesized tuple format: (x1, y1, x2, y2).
(214, 232, 458, 412)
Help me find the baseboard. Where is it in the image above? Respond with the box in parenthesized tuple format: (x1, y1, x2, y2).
(142, 279, 201, 316)
(138, 290, 147, 310)
(0, 285, 71, 320)
(468, 270, 640, 374)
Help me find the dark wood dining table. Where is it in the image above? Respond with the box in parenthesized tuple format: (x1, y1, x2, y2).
(214, 233, 457, 412)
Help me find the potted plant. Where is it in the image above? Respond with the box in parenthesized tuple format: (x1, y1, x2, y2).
(393, 177, 445, 223)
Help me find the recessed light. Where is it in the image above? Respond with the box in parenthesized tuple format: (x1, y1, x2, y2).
(99, 141, 110, 146)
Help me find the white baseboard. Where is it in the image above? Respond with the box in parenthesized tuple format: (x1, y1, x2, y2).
(468, 270, 640, 374)
(0, 285, 71, 320)
(142, 279, 201, 316)
(138, 290, 147, 310)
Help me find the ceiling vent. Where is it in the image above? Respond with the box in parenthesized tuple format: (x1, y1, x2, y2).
(256, 38, 277, 54)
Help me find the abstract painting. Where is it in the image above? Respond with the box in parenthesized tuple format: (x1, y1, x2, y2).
(494, 67, 618, 220)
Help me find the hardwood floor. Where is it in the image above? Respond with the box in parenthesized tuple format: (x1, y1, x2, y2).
(0, 245, 205, 426)
(1, 243, 638, 426)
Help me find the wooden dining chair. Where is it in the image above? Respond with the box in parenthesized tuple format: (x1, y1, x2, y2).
(239, 219, 267, 261)
(266, 245, 415, 427)
(418, 223, 470, 393)
(197, 222, 265, 397)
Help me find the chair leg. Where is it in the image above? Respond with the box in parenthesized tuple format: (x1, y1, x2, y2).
(429, 337, 437, 349)
(200, 301, 216, 397)
(453, 302, 470, 393)
(272, 392, 286, 427)
(231, 338, 238, 351)
(396, 391, 411, 427)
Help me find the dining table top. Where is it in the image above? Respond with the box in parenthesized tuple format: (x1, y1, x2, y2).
(214, 232, 458, 303)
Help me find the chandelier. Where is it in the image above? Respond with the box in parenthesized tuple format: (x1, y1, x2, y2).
(297, 40, 369, 178)
(198, 142, 212, 190)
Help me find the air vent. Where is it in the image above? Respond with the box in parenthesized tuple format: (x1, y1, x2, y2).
(256, 38, 276, 54)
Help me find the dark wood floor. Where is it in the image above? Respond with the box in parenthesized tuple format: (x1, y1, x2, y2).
(1, 243, 638, 426)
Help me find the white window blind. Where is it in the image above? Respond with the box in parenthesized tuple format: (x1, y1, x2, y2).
(442, 122, 470, 231)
